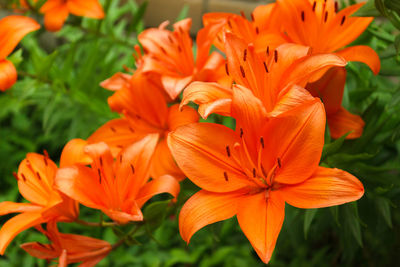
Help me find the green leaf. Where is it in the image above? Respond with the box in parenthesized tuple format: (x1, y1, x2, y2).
(176, 4, 190, 22)
(385, 0, 400, 14)
(343, 203, 363, 247)
(353, 0, 381, 17)
(143, 200, 171, 233)
(8, 49, 23, 67)
(376, 197, 393, 228)
(321, 133, 349, 161)
(375, 0, 390, 16)
(304, 209, 318, 239)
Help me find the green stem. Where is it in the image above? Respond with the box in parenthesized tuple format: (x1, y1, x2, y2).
(75, 219, 117, 227)
(112, 222, 144, 250)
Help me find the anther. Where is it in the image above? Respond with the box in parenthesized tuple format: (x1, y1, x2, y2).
(130, 164, 135, 174)
(240, 10, 246, 19)
(227, 20, 233, 29)
(43, 155, 48, 166)
(340, 15, 346, 25)
(255, 26, 259, 34)
(110, 127, 116, 132)
(335, 1, 338, 13)
(12, 172, 19, 181)
(301, 11, 305, 22)
(312, 1, 316, 11)
(21, 173, 27, 182)
(119, 154, 123, 163)
(225, 63, 229, 76)
(99, 157, 103, 167)
(250, 12, 255, 21)
(260, 137, 264, 148)
(43, 150, 49, 166)
(274, 50, 278, 63)
(36, 172, 42, 180)
(243, 49, 247, 61)
(160, 46, 167, 55)
(226, 146, 231, 157)
(252, 168, 256, 178)
(177, 46, 182, 53)
(240, 65, 246, 78)
(37, 242, 47, 248)
(223, 171, 229, 181)
(324, 11, 328, 22)
(263, 62, 269, 73)
(277, 158, 282, 168)
(240, 128, 244, 138)
(266, 46, 270, 56)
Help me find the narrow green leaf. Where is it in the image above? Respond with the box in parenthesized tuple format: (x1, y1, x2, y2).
(353, 0, 381, 17)
(376, 197, 393, 228)
(304, 209, 318, 239)
(343, 204, 363, 247)
(176, 4, 190, 22)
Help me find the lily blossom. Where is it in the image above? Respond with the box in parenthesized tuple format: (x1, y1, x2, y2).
(168, 95, 364, 263)
(138, 18, 226, 99)
(21, 222, 111, 267)
(89, 72, 199, 181)
(40, 0, 104, 32)
(182, 33, 346, 120)
(0, 16, 40, 92)
(56, 136, 180, 224)
(0, 140, 83, 255)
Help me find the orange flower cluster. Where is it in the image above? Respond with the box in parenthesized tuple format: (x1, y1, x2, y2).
(0, 0, 378, 265)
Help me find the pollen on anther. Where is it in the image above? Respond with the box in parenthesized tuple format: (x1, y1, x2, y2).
(324, 11, 328, 22)
(301, 11, 305, 22)
(99, 157, 103, 167)
(43, 155, 48, 166)
(274, 50, 278, 63)
(240, 128, 244, 138)
(263, 62, 269, 73)
(130, 164, 135, 174)
(312, 1, 316, 11)
(266, 46, 270, 56)
(119, 154, 123, 163)
(223, 171, 229, 181)
(255, 27, 259, 34)
(260, 137, 265, 148)
(97, 169, 102, 183)
(240, 10, 246, 19)
(227, 20, 233, 29)
(226, 145, 231, 157)
(340, 15, 346, 25)
(225, 63, 229, 76)
(250, 12, 255, 21)
(12, 172, 19, 181)
(240, 65, 246, 78)
(243, 49, 247, 61)
(334, 1, 339, 13)
(252, 168, 256, 178)
(277, 158, 282, 168)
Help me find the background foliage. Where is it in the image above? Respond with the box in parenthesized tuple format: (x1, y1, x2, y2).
(0, 0, 399, 266)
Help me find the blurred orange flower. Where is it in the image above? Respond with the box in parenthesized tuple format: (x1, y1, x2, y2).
(0, 16, 40, 91)
(168, 97, 364, 263)
(40, 0, 104, 32)
(21, 222, 111, 267)
(56, 136, 180, 224)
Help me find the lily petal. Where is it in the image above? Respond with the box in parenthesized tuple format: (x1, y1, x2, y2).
(179, 189, 243, 243)
(67, 0, 105, 18)
(237, 191, 285, 264)
(327, 107, 365, 139)
(136, 174, 180, 207)
(41, 1, 69, 32)
(60, 139, 92, 168)
(167, 104, 199, 131)
(100, 72, 131, 91)
(0, 211, 44, 255)
(0, 202, 41, 215)
(168, 123, 252, 192)
(0, 60, 17, 92)
(336, 45, 380, 75)
(281, 166, 364, 208)
(0, 16, 40, 60)
(181, 81, 232, 119)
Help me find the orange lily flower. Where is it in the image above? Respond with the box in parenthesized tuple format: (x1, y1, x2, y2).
(182, 33, 346, 120)
(40, 0, 104, 32)
(21, 222, 111, 267)
(168, 94, 364, 263)
(89, 72, 199, 181)
(56, 135, 180, 224)
(138, 18, 226, 99)
(0, 140, 83, 255)
(0, 16, 40, 92)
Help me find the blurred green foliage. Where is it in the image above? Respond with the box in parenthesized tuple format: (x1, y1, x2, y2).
(0, 0, 400, 266)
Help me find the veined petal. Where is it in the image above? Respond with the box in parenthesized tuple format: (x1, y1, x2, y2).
(232, 85, 267, 158)
(336, 45, 380, 75)
(167, 104, 199, 131)
(87, 118, 147, 157)
(269, 85, 315, 117)
(161, 75, 193, 100)
(60, 139, 92, 168)
(0, 211, 44, 255)
(0, 202, 41, 215)
(306, 67, 346, 114)
(179, 190, 243, 243)
(136, 175, 180, 207)
(0, 60, 17, 92)
(149, 138, 185, 181)
(262, 100, 325, 185)
(237, 190, 285, 264)
(280, 166, 364, 208)
(0, 16, 40, 59)
(181, 81, 232, 119)
(100, 72, 131, 91)
(42, 1, 69, 32)
(327, 107, 365, 139)
(67, 0, 105, 19)
(168, 123, 252, 192)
